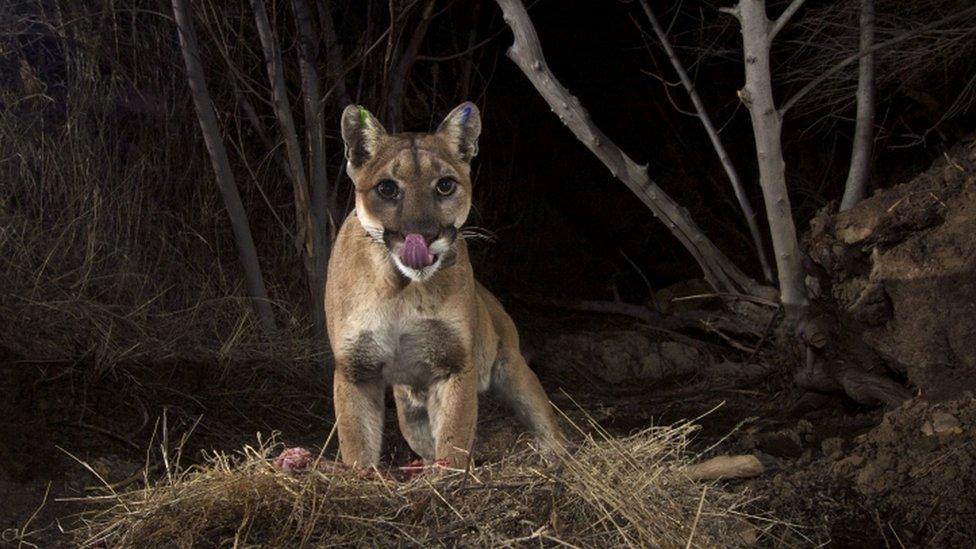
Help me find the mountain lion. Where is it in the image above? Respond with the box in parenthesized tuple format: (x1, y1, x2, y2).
(326, 102, 563, 469)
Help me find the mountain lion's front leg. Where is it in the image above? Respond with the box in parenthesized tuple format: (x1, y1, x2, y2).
(427, 366, 478, 468)
(394, 385, 436, 462)
(333, 369, 385, 468)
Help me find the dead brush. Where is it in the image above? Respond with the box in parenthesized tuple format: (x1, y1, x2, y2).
(69, 416, 792, 548)
(0, 0, 321, 371)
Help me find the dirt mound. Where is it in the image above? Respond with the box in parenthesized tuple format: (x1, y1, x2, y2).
(807, 137, 976, 401)
(745, 395, 975, 545)
(832, 397, 976, 545)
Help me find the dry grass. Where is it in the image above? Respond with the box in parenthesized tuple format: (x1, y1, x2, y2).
(68, 417, 792, 548)
(1, 1, 319, 370)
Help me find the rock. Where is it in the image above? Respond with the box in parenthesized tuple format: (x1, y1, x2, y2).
(756, 429, 803, 459)
(735, 522, 759, 546)
(834, 454, 864, 474)
(921, 412, 963, 436)
(821, 437, 844, 460)
(846, 282, 891, 326)
(805, 275, 822, 298)
(835, 217, 880, 245)
(539, 330, 707, 384)
(855, 463, 883, 493)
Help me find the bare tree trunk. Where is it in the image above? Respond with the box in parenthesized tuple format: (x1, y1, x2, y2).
(495, 0, 771, 299)
(725, 0, 809, 322)
(386, 0, 437, 132)
(250, 0, 333, 341)
(638, 0, 773, 282)
(317, 0, 351, 226)
(725, 1, 906, 404)
(250, 0, 313, 256)
(291, 0, 331, 343)
(840, 0, 875, 212)
(232, 79, 298, 194)
(172, 0, 275, 334)
(317, 0, 351, 108)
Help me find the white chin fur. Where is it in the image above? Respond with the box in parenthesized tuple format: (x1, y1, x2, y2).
(392, 253, 444, 282)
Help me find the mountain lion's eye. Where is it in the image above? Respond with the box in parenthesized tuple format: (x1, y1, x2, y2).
(375, 179, 399, 200)
(435, 177, 457, 196)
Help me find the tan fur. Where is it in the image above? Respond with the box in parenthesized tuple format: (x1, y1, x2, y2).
(326, 103, 563, 468)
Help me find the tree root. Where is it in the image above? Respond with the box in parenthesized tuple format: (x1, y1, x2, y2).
(835, 367, 912, 408)
(795, 348, 911, 408)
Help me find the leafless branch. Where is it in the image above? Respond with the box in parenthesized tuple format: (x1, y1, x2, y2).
(317, 0, 351, 108)
(728, 0, 809, 320)
(291, 0, 331, 338)
(386, 0, 437, 132)
(638, 0, 773, 282)
(781, 4, 976, 115)
(768, 0, 806, 43)
(495, 0, 771, 299)
(249, 0, 313, 255)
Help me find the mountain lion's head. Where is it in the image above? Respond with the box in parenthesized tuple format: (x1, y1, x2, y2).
(340, 102, 481, 281)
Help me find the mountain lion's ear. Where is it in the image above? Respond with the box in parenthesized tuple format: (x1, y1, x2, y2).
(341, 105, 387, 169)
(436, 102, 481, 163)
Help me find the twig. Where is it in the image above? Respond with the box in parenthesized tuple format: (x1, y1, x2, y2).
(316, 0, 351, 107)
(781, 5, 976, 115)
(746, 306, 782, 362)
(768, 0, 807, 43)
(638, 0, 773, 282)
(386, 0, 437, 131)
(685, 486, 708, 548)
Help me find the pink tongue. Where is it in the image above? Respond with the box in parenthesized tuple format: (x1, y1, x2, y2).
(400, 233, 435, 269)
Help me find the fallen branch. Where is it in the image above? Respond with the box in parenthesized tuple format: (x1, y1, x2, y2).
(834, 367, 911, 408)
(518, 295, 765, 338)
(701, 361, 775, 381)
(684, 454, 768, 481)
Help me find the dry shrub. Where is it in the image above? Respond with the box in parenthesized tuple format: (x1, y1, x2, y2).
(72, 420, 790, 548)
(0, 1, 317, 369)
